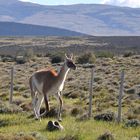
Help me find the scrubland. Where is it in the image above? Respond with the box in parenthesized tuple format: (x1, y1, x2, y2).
(0, 37, 140, 140)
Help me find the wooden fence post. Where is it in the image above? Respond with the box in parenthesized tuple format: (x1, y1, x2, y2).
(88, 66, 95, 118)
(9, 66, 14, 104)
(117, 70, 125, 123)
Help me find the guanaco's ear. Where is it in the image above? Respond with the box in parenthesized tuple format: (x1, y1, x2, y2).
(70, 53, 73, 59)
(65, 53, 68, 59)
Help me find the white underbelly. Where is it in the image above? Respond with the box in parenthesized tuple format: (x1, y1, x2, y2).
(48, 82, 64, 95)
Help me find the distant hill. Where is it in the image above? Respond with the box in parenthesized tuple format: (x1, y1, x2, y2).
(0, 22, 86, 36)
(0, 0, 140, 36)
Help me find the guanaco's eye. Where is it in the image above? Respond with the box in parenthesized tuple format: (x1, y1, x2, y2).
(67, 61, 74, 68)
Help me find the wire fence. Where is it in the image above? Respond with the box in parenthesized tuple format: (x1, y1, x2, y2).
(0, 63, 140, 123)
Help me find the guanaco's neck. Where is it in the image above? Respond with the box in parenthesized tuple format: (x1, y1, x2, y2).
(57, 63, 70, 83)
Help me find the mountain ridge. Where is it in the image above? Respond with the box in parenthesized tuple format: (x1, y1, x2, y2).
(0, 0, 140, 36)
(0, 21, 86, 36)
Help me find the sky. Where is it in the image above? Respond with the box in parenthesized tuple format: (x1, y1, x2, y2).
(20, 0, 140, 8)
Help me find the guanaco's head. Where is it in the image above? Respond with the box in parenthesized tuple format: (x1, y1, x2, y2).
(65, 54, 76, 70)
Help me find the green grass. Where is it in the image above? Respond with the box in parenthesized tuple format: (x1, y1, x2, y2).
(0, 113, 139, 140)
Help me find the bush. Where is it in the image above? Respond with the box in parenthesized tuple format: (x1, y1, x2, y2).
(94, 112, 116, 122)
(123, 52, 134, 57)
(58, 134, 80, 140)
(51, 56, 63, 63)
(36, 53, 43, 57)
(77, 52, 96, 64)
(126, 88, 135, 94)
(50, 52, 64, 64)
(133, 106, 140, 115)
(125, 119, 140, 128)
(40, 107, 58, 118)
(76, 113, 89, 121)
(0, 102, 23, 114)
(64, 91, 81, 99)
(0, 132, 46, 140)
(15, 56, 27, 64)
(71, 107, 84, 117)
(97, 132, 115, 140)
(1, 55, 14, 62)
(15, 49, 34, 64)
(96, 51, 114, 58)
(0, 120, 9, 127)
(24, 48, 34, 59)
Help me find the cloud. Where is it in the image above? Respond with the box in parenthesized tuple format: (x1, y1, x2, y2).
(102, 0, 140, 8)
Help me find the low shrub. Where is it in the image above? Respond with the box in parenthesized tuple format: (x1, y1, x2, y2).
(77, 52, 96, 64)
(126, 88, 135, 94)
(40, 107, 58, 118)
(64, 91, 81, 99)
(15, 49, 34, 64)
(71, 107, 84, 117)
(51, 56, 63, 63)
(58, 134, 80, 140)
(123, 52, 134, 57)
(15, 56, 27, 64)
(97, 132, 115, 140)
(20, 102, 32, 111)
(0, 120, 9, 127)
(0, 102, 23, 114)
(133, 106, 140, 115)
(50, 52, 65, 64)
(94, 112, 116, 122)
(76, 113, 89, 121)
(36, 53, 43, 57)
(125, 119, 140, 128)
(0, 132, 46, 140)
(96, 51, 114, 58)
(1, 55, 14, 62)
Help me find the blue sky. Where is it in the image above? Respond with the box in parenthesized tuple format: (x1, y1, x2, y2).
(20, 0, 140, 8)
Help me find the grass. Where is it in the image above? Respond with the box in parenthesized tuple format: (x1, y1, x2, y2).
(0, 114, 140, 140)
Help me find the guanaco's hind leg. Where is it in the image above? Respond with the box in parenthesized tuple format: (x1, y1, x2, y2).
(35, 93, 44, 118)
(32, 92, 39, 119)
(40, 94, 50, 117)
(55, 92, 63, 122)
(29, 78, 38, 119)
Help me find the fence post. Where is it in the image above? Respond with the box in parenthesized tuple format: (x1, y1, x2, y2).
(9, 66, 14, 104)
(88, 66, 95, 118)
(117, 70, 125, 123)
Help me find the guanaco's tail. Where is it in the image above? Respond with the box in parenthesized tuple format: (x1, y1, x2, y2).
(29, 76, 36, 99)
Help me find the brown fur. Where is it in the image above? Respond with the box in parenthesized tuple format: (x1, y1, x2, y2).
(29, 55, 76, 120)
